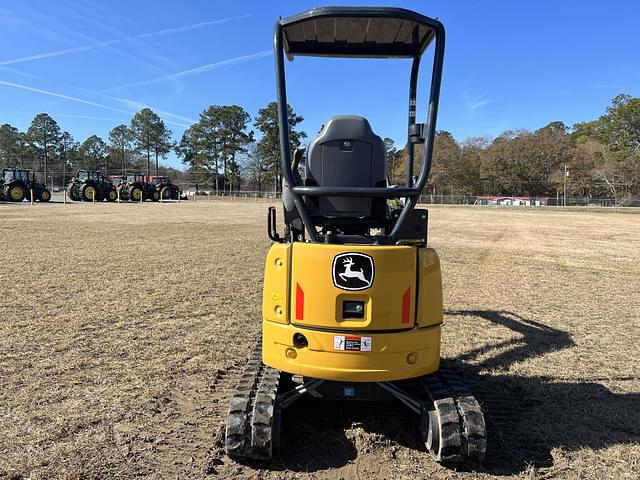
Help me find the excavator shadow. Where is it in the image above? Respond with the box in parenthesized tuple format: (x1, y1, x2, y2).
(264, 310, 640, 475)
(443, 309, 640, 475)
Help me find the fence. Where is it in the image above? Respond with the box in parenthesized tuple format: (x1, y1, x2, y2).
(414, 194, 640, 207)
(182, 190, 639, 208)
(5, 169, 639, 208)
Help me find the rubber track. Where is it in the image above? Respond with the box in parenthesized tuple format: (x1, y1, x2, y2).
(422, 366, 487, 464)
(251, 366, 280, 460)
(225, 339, 263, 459)
(224, 339, 281, 461)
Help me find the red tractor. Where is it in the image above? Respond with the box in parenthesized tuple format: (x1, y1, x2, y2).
(147, 175, 180, 200)
(107, 175, 126, 199)
(124, 173, 160, 202)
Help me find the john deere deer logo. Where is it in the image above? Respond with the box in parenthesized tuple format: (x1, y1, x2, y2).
(332, 253, 374, 291)
(338, 257, 367, 283)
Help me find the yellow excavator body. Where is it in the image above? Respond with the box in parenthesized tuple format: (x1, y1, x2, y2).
(262, 243, 443, 382)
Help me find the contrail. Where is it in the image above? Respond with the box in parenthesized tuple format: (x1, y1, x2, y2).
(0, 80, 134, 114)
(108, 50, 272, 90)
(53, 113, 129, 122)
(112, 97, 196, 124)
(0, 66, 45, 81)
(0, 14, 252, 66)
(0, 80, 191, 128)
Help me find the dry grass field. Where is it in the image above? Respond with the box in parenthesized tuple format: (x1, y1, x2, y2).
(1, 200, 639, 480)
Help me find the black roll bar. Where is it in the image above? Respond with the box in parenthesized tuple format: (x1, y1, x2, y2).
(274, 9, 446, 244)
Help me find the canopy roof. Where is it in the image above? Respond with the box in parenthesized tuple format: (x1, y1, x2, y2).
(280, 7, 441, 59)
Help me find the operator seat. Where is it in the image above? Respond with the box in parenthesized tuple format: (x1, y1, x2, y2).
(304, 115, 388, 230)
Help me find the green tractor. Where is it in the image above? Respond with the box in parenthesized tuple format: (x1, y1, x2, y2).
(67, 170, 117, 202)
(122, 173, 160, 202)
(2, 168, 51, 202)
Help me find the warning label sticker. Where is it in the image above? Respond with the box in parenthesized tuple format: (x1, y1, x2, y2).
(333, 335, 372, 352)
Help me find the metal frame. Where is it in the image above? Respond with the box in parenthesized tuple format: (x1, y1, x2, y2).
(274, 7, 446, 243)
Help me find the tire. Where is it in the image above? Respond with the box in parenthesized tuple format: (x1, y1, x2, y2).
(166, 187, 179, 200)
(106, 189, 118, 202)
(81, 183, 98, 202)
(130, 186, 143, 202)
(7, 183, 25, 202)
(39, 189, 51, 202)
(151, 190, 160, 202)
(67, 185, 79, 201)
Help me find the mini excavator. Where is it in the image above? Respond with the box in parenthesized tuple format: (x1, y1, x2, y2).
(225, 6, 486, 464)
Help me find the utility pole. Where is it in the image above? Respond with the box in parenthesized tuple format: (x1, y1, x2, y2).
(563, 164, 569, 207)
(43, 139, 48, 192)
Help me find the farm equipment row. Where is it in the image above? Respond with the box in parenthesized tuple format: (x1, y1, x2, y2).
(67, 171, 181, 202)
(1, 169, 182, 203)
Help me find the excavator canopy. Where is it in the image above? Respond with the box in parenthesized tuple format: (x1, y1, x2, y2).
(280, 7, 441, 59)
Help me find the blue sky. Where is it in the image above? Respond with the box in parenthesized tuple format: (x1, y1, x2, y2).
(1, 0, 638, 169)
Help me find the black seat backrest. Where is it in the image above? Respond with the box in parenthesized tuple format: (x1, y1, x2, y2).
(305, 116, 387, 225)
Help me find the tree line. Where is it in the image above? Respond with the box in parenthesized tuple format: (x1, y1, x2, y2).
(1, 94, 638, 201)
(385, 94, 640, 203)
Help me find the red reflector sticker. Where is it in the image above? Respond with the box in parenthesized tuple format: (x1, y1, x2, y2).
(295, 283, 304, 320)
(402, 287, 411, 324)
(333, 335, 372, 352)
